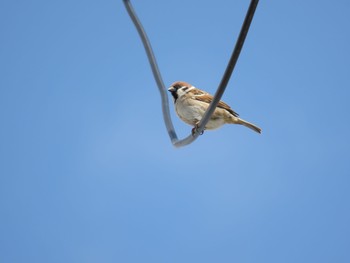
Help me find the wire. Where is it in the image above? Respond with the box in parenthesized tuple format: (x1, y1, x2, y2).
(122, 0, 259, 148)
(123, 0, 178, 144)
(193, 0, 259, 140)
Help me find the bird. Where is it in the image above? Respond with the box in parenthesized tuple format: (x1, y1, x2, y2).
(168, 81, 261, 135)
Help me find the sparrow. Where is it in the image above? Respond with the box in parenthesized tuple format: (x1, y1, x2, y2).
(168, 81, 261, 134)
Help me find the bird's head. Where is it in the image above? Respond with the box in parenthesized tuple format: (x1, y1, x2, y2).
(168, 81, 192, 101)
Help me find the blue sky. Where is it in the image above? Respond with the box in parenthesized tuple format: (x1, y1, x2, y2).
(1, 0, 350, 262)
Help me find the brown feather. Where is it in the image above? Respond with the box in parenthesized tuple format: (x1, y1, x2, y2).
(191, 91, 239, 117)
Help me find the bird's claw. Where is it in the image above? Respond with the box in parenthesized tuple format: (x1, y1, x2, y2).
(191, 124, 204, 136)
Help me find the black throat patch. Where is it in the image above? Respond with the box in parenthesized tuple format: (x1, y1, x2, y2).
(170, 90, 178, 102)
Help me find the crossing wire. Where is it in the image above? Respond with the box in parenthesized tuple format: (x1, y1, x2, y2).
(123, 0, 259, 147)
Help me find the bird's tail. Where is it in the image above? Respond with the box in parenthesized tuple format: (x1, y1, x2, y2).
(236, 118, 262, 134)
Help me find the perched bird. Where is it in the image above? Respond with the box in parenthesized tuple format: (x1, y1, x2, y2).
(168, 81, 261, 134)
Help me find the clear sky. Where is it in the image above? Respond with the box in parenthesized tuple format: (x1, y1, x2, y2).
(1, 0, 350, 262)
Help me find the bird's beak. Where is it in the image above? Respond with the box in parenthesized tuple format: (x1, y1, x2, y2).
(168, 86, 176, 92)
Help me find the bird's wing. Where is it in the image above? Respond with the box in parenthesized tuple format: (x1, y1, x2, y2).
(192, 91, 239, 117)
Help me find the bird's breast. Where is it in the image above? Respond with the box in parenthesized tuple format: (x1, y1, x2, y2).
(175, 98, 227, 129)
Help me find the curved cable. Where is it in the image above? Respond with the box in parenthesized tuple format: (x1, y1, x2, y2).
(191, 0, 259, 140)
(123, 0, 178, 144)
(122, 0, 259, 147)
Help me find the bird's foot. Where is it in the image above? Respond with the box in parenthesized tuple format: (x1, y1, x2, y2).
(191, 124, 204, 136)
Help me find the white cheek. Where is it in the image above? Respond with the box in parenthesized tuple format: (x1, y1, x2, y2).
(177, 89, 187, 97)
(177, 86, 195, 98)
